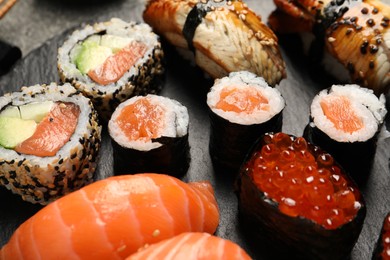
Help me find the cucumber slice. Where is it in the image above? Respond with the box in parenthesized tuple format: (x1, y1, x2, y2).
(100, 35, 134, 53)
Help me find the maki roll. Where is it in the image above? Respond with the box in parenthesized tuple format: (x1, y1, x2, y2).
(108, 94, 190, 177)
(236, 132, 366, 260)
(143, 0, 286, 86)
(304, 84, 387, 185)
(373, 212, 390, 259)
(58, 18, 165, 120)
(0, 83, 101, 205)
(207, 71, 284, 175)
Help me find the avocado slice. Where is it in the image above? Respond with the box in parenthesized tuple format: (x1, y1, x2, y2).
(0, 117, 37, 149)
(76, 43, 112, 74)
(0, 101, 53, 123)
(100, 35, 134, 53)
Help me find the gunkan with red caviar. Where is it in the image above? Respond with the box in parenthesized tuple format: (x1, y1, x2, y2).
(236, 132, 366, 259)
(372, 212, 390, 259)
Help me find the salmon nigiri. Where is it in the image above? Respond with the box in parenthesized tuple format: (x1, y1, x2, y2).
(0, 174, 220, 260)
(126, 232, 252, 260)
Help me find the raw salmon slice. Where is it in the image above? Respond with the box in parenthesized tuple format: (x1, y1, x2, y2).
(15, 102, 80, 157)
(0, 174, 220, 260)
(216, 86, 269, 113)
(320, 95, 363, 134)
(88, 41, 147, 85)
(115, 98, 165, 142)
(126, 232, 251, 260)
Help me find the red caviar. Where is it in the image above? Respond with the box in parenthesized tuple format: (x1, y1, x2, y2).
(381, 214, 390, 259)
(249, 132, 361, 230)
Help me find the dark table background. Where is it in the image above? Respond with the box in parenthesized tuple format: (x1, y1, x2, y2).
(1, 0, 390, 259)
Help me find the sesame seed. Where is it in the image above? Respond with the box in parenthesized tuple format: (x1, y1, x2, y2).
(328, 37, 336, 42)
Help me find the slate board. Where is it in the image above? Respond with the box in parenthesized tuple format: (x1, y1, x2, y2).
(0, 1, 390, 259)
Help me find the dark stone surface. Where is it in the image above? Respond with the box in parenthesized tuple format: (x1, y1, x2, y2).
(0, 1, 390, 259)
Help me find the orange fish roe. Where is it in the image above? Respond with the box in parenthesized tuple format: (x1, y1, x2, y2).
(249, 132, 361, 230)
(115, 98, 165, 142)
(380, 214, 390, 259)
(215, 86, 269, 113)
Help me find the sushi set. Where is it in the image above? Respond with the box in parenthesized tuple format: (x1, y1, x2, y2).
(0, 0, 390, 259)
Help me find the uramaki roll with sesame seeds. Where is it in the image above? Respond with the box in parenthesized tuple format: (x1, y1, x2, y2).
(57, 18, 165, 121)
(0, 83, 101, 205)
(143, 0, 286, 87)
(236, 132, 366, 260)
(303, 84, 387, 186)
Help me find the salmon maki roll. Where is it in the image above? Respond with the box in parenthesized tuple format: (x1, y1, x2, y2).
(58, 18, 165, 120)
(304, 84, 387, 185)
(0, 83, 101, 205)
(0, 174, 220, 260)
(207, 71, 284, 176)
(126, 232, 251, 260)
(143, 0, 286, 86)
(236, 132, 366, 259)
(108, 94, 190, 177)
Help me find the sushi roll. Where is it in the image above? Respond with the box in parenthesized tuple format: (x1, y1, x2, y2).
(207, 71, 284, 176)
(373, 212, 390, 259)
(127, 232, 251, 260)
(57, 18, 165, 120)
(143, 0, 286, 86)
(108, 94, 190, 177)
(236, 132, 366, 260)
(0, 83, 101, 205)
(0, 174, 220, 259)
(304, 84, 387, 186)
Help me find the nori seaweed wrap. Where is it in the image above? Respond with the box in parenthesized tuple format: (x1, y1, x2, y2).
(236, 132, 366, 260)
(108, 94, 190, 177)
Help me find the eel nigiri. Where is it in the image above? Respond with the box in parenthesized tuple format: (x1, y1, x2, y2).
(143, 0, 286, 87)
(0, 174, 220, 260)
(126, 232, 251, 260)
(268, 0, 390, 94)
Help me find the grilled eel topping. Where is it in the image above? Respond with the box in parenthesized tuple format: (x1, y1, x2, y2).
(269, 0, 390, 95)
(144, 0, 286, 86)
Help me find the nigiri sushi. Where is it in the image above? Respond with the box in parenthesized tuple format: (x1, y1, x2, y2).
(268, 0, 390, 94)
(236, 132, 366, 259)
(143, 0, 286, 86)
(126, 232, 251, 260)
(0, 174, 220, 260)
(58, 18, 165, 120)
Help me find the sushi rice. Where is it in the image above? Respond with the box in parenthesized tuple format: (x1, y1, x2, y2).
(310, 84, 387, 143)
(207, 71, 285, 125)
